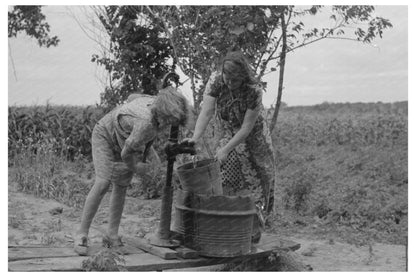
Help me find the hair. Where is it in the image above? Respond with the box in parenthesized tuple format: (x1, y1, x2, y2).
(151, 86, 189, 127)
(221, 51, 259, 85)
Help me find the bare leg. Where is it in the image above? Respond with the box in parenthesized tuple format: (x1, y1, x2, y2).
(107, 182, 128, 239)
(77, 177, 111, 237)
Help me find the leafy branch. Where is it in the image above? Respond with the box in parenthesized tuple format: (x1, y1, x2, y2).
(8, 5, 59, 48)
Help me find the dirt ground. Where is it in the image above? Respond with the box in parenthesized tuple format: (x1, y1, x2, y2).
(8, 189, 407, 272)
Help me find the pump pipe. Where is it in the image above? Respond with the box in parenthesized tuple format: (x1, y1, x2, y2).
(149, 73, 195, 247)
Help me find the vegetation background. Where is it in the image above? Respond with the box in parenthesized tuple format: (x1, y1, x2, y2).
(8, 100, 408, 247)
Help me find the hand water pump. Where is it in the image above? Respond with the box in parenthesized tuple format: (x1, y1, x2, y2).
(149, 73, 195, 247)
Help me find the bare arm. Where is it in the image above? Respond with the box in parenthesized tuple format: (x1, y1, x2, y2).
(219, 85, 263, 157)
(121, 121, 155, 174)
(220, 108, 260, 155)
(121, 144, 139, 172)
(191, 95, 216, 142)
(188, 72, 219, 143)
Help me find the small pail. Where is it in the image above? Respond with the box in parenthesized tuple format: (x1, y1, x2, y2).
(176, 158, 223, 195)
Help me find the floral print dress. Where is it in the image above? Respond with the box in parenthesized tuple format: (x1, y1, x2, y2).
(205, 72, 276, 213)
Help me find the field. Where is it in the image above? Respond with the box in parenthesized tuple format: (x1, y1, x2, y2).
(270, 102, 408, 246)
(8, 101, 408, 271)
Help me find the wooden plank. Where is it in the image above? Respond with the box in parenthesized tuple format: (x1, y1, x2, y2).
(8, 252, 213, 272)
(175, 246, 199, 259)
(255, 234, 301, 252)
(9, 246, 77, 262)
(123, 237, 178, 260)
(8, 245, 274, 271)
(125, 246, 274, 271)
(8, 245, 144, 262)
(123, 255, 220, 271)
(7, 233, 299, 271)
(9, 255, 89, 271)
(165, 264, 228, 271)
(9, 244, 49, 248)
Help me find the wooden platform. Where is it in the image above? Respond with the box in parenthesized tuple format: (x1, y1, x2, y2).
(8, 233, 300, 271)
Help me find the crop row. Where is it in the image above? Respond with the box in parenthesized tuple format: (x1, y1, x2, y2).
(8, 104, 105, 161)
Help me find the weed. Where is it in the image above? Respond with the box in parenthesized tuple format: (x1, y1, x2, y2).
(283, 166, 316, 213)
(41, 232, 56, 245)
(81, 248, 126, 271)
(364, 244, 375, 265)
(45, 218, 62, 232)
(9, 216, 22, 229)
(24, 234, 38, 241)
(9, 136, 93, 209)
(8, 212, 26, 229)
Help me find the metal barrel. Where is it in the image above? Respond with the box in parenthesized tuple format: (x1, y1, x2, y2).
(172, 158, 222, 241)
(176, 158, 223, 195)
(172, 189, 256, 257)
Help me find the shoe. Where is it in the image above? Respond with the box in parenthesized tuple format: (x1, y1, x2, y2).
(74, 235, 89, 256)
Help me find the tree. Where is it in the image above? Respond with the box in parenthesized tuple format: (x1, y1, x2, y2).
(144, 5, 392, 129)
(87, 5, 392, 128)
(145, 6, 285, 110)
(90, 6, 174, 110)
(268, 6, 393, 132)
(8, 5, 59, 47)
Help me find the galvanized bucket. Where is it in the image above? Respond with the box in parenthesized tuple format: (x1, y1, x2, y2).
(176, 158, 223, 195)
(172, 189, 256, 257)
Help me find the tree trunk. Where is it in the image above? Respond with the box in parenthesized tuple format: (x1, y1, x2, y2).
(269, 11, 287, 133)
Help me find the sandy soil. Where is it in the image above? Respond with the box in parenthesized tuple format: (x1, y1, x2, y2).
(8, 190, 407, 271)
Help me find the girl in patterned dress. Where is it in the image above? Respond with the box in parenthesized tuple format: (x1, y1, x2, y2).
(74, 87, 190, 255)
(186, 51, 276, 221)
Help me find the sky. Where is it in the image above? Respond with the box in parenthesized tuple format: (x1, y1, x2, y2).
(7, 5, 408, 107)
(277, 5, 408, 106)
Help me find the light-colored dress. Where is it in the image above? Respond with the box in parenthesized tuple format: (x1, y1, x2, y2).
(205, 72, 276, 213)
(92, 94, 157, 186)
